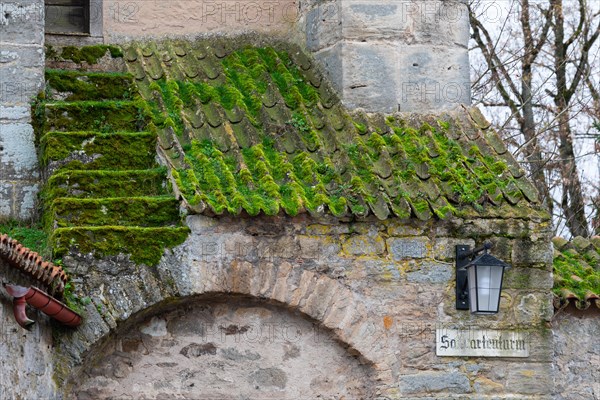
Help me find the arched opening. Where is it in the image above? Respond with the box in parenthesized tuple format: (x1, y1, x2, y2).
(69, 295, 376, 399)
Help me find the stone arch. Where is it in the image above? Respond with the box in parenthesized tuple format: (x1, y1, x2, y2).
(61, 255, 394, 395)
(69, 294, 379, 399)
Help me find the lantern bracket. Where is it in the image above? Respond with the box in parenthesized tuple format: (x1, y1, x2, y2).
(455, 242, 493, 310)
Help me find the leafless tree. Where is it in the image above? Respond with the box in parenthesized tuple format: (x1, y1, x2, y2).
(469, 0, 600, 237)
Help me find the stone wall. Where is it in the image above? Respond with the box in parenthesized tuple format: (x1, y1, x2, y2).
(74, 298, 375, 398)
(552, 309, 600, 400)
(299, 0, 471, 112)
(101, 0, 299, 42)
(0, 0, 43, 221)
(0, 263, 57, 399)
(56, 213, 554, 399)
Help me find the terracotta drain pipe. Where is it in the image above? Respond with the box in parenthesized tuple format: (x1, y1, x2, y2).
(5, 284, 82, 329)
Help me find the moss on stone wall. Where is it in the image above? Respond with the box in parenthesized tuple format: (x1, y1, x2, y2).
(47, 197, 180, 228)
(35, 52, 189, 266)
(51, 226, 190, 265)
(42, 168, 168, 201)
(40, 131, 157, 171)
(45, 69, 133, 101)
(51, 45, 123, 64)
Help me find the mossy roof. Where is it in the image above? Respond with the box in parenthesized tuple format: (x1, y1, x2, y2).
(122, 39, 546, 221)
(553, 236, 600, 310)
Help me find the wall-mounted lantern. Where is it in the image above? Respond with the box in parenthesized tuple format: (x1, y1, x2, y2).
(456, 242, 511, 314)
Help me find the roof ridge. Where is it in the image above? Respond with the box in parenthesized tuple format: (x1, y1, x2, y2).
(0, 233, 68, 294)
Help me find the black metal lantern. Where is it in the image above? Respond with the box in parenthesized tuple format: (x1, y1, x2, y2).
(456, 242, 511, 314)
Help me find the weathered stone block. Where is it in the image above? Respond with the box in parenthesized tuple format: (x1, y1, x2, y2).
(0, 105, 31, 122)
(306, 223, 350, 235)
(305, 1, 341, 51)
(0, 123, 39, 179)
(406, 261, 451, 284)
(0, 0, 44, 44)
(341, 0, 469, 46)
(388, 237, 429, 260)
(340, 41, 399, 112)
(512, 239, 553, 266)
(505, 363, 553, 395)
(515, 292, 554, 324)
(313, 42, 343, 92)
(396, 44, 470, 112)
(0, 46, 44, 106)
(342, 234, 385, 256)
(341, 2, 406, 39)
(504, 267, 553, 290)
(387, 220, 426, 236)
(398, 371, 471, 394)
(433, 237, 475, 260)
(0, 182, 13, 216)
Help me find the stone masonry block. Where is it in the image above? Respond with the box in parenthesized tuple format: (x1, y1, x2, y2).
(406, 261, 451, 284)
(387, 220, 426, 236)
(305, 0, 341, 51)
(341, 0, 469, 46)
(340, 41, 399, 112)
(503, 267, 553, 290)
(0, 0, 45, 45)
(505, 363, 553, 395)
(0, 181, 13, 216)
(515, 292, 554, 325)
(341, 2, 407, 40)
(398, 371, 471, 394)
(0, 123, 39, 179)
(0, 44, 44, 105)
(433, 237, 475, 260)
(13, 181, 38, 219)
(396, 44, 470, 112)
(342, 234, 385, 256)
(511, 239, 553, 266)
(0, 105, 31, 122)
(314, 42, 343, 93)
(388, 237, 429, 260)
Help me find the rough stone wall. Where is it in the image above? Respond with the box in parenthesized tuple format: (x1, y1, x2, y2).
(0, 0, 43, 221)
(552, 310, 600, 400)
(56, 213, 554, 399)
(74, 298, 375, 399)
(0, 262, 57, 399)
(300, 0, 471, 112)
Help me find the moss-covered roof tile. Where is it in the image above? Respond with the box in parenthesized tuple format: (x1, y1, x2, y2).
(553, 236, 600, 310)
(122, 39, 547, 221)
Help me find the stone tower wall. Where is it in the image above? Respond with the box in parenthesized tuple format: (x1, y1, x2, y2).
(299, 0, 471, 112)
(0, 0, 44, 221)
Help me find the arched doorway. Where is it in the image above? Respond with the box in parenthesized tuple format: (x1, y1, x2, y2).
(72, 296, 375, 399)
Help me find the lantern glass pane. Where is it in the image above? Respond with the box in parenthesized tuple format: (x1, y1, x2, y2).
(467, 265, 478, 311)
(477, 265, 493, 312)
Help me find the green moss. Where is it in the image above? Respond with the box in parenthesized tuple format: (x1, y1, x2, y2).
(59, 45, 123, 64)
(45, 69, 133, 101)
(47, 196, 180, 229)
(51, 226, 190, 266)
(40, 131, 157, 171)
(553, 249, 600, 299)
(40, 100, 149, 134)
(118, 40, 543, 221)
(42, 168, 168, 201)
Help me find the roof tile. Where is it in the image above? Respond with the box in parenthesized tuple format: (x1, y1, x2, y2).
(553, 236, 600, 310)
(123, 39, 545, 221)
